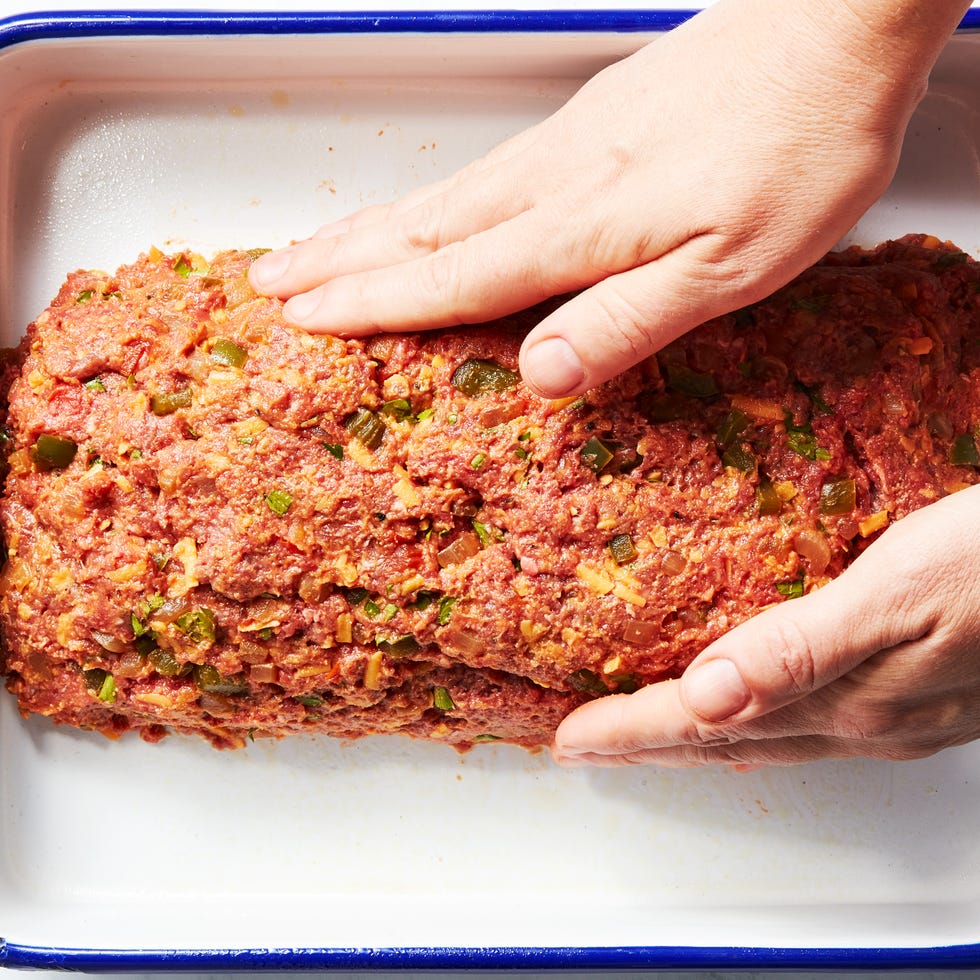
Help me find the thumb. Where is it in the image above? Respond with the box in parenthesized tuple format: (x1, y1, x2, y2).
(682, 565, 923, 727)
(519, 239, 781, 398)
(690, 486, 980, 726)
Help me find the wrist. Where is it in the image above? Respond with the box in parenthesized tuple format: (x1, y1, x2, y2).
(803, 0, 970, 79)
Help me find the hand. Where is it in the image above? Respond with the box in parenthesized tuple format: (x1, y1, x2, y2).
(551, 486, 980, 768)
(249, 0, 967, 398)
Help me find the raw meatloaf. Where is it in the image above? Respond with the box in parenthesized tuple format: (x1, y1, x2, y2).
(1, 235, 978, 750)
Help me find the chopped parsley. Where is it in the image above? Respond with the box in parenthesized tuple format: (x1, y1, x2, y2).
(265, 489, 293, 516)
(294, 694, 323, 709)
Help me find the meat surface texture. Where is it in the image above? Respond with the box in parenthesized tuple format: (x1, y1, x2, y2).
(1, 236, 978, 750)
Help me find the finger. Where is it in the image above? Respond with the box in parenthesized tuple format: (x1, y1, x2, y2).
(289, 179, 471, 247)
(274, 204, 606, 334)
(555, 698, 978, 767)
(249, 123, 550, 297)
(249, 176, 534, 300)
(554, 731, 847, 769)
(269, 171, 702, 333)
(311, 119, 551, 240)
(553, 680, 886, 767)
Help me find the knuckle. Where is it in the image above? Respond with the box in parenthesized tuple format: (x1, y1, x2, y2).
(833, 705, 896, 742)
(866, 697, 974, 761)
(582, 223, 657, 277)
(401, 200, 450, 256)
(620, 745, 721, 769)
(414, 244, 467, 313)
(683, 744, 727, 768)
(344, 207, 384, 232)
(686, 724, 739, 748)
(587, 290, 655, 365)
(759, 615, 819, 697)
(689, 239, 777, 308)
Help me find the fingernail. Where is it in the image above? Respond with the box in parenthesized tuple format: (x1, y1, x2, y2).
(521, 337, 585, 398)
(683, 659, 750, 722)
(283, 290, 321, 325)
(249, 250, 291, 288)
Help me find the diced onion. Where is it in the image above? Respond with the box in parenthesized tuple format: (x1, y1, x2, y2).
(238, 597, 284, 631)
(114, 650, 145, 678)
(222, 277, 253, 310)
(238, 640, 269, 664)
(448, 631, 484, 657)
(152, 595, 192, 625)
(659, 550, 687, 577)
(479, 404, 522, 428)
(198, 692, 238, 716)
(793, 529, 831, 576)
(437, 531, 481, 568)
(298, 573, 329, 603)
(621, 620, 658, 645)
(927, 413, 954, 440)
(882, 392, 905, 417)
(249, 663, 279, 684)
(91, 630, 128, 653)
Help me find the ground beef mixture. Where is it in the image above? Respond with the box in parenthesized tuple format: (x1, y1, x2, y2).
(1, 235, 977, 750)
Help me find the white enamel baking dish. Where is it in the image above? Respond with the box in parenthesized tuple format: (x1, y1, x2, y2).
(1, 8, 980, 972)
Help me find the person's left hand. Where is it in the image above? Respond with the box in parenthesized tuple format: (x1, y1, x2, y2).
(552, 485, 980, 768)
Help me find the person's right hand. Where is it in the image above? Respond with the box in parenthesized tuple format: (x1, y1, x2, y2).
(250, 0, 970, 398)
(552, 485, 980, 769)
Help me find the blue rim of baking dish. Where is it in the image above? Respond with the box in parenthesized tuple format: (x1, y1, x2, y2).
(0, 7, 699, 38)
(1, 6, 980, 973)
(3, 939, 980, 971)
(2, 6, 980, 38)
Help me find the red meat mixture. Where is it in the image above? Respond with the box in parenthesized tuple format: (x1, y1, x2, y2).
(1, 235, 977, 749)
